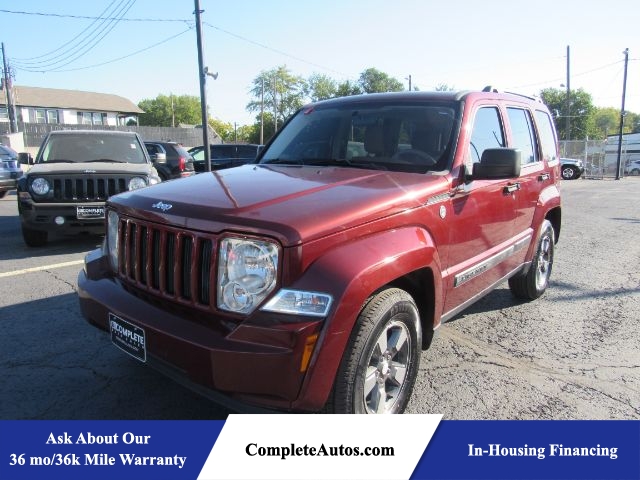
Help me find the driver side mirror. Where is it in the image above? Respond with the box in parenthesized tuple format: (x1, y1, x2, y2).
(472, 148, 521, 179)
(18, 152, 33, 165)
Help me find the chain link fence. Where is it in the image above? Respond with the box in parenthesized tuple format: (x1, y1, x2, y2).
(559, 139, 639, 179)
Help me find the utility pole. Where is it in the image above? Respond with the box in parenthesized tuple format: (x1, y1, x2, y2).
(193, 0, 211, 172)
(2, 43, 17, 134)
(407, 75, 412, 92)
(565, 45, 571, 141)
(615, 48, 629, 181)
(273, 76, 278, 132)
(260, 77, 264, 144)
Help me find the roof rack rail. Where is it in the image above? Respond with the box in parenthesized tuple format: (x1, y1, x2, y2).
(482, 85, 499, 93)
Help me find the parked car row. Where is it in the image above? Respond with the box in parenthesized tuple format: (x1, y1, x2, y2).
(188, 143, 263, 172)
(0, 144, 23, 198)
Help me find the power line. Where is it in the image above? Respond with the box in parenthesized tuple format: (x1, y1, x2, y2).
(11, 0, 120, 62)
(0, 8, 189, 22)
(202, 22, 351, 79)
(12, 0, 136, 69)
(13, 26, 194, 73)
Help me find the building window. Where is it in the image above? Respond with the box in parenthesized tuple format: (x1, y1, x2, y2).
(76, 111, 107, 125)
(0, 108, 7, 120)
(46, 110, 59, 124)
(35, 109, 46, 124)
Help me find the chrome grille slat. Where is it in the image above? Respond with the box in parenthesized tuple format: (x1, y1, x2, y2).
(117, 217, 216, 309)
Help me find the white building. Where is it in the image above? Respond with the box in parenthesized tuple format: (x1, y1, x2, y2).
(0, 85, 143, 127)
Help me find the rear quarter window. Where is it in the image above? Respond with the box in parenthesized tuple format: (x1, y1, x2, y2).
(534, 110, 559, 163)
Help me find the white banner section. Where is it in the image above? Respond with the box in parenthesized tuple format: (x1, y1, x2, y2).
(198, 414, 442, 480)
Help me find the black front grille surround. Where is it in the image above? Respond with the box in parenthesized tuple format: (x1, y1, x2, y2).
(117, 216, 217, 311)
(31, 174, 137, 202)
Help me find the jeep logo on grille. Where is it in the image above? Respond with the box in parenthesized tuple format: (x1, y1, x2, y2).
(151, 201, 173, 212)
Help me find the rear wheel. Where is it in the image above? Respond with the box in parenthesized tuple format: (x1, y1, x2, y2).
(22, 226, 48, 247)
(326, 288, 421, 414)
(509, 220, 554, 300)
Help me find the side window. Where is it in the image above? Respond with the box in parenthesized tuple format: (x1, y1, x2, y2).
(469, 107, 505, 165)
(507, 107, 538, 164)
(534, 110, 558, 163)
(146, 144, 159, 156)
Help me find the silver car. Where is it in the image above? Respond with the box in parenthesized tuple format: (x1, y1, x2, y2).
(0, 144, 23, 198)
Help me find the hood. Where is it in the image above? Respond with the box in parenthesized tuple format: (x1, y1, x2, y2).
(111, 164, 449, 246)
(27, 162, 152, 175)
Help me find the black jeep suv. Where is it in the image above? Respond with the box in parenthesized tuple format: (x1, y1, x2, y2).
(18, 130, 161, 246)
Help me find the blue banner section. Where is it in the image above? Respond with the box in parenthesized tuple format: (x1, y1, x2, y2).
(412, 420, 640, 480)
(0, 420, 223, 480)
(1, 420, 638, 480)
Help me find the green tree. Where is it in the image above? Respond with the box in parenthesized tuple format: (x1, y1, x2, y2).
(434, 83, 454, 92)
(539, 87, 595, 140)
(138, 94, 202, 127)
(358, 67, 404, 93)
(208, 117, 234, 142)
(246, 66, 307, 127)
(307, 73, 337, 102)
(335, 80, 362, 97)
(590, 107, 620, 139)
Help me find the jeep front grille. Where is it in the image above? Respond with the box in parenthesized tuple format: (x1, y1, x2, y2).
(118, 217, 216, 309)
(43, 175, 133, 201)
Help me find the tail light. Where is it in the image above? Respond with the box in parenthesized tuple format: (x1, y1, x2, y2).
(178, 156, 186, 171)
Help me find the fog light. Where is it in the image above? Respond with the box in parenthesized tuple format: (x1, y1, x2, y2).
(54, 216, 65, 225)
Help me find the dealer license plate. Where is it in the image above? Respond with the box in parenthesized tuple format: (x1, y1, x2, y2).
(77, 205, 105, 219)
(109, 313, 146, 362)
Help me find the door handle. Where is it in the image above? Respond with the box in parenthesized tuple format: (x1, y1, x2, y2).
(503, 182, 520, 194)
(538, 173, 550, 181)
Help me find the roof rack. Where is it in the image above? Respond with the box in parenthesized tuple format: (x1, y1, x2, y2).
(482, 86, 542, 103)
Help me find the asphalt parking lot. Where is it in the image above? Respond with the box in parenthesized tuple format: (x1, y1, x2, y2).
(1, 178, 639, 419)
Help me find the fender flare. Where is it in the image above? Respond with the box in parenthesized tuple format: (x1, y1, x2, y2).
(290, 226, 442, 411)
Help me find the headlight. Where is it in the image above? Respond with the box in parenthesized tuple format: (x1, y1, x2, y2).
(107, 210, 120, 271)
(261, 289, 333, 317)
(217, 237, 279, 314)
(31, 177, 50, 195)
(128, 177, 147, 190)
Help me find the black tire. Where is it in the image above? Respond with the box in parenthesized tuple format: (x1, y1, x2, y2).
(22, 226, 48, 247)
(509, 220, 554, 300)
(0, 191, 6, 199)
(561, 166, 577, 180)
(326, 288, 421, 414)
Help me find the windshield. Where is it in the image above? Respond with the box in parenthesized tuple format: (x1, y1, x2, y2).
(39, 133, 147, 164)
(260, 101, 459, 173)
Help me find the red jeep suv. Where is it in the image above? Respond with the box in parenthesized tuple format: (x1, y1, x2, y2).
(78, 88, 561, 414)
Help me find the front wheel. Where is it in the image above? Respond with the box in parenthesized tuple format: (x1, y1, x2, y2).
(326, 288, 421, 414)
(22, 226, 48, 247)
(561, 166, 578, 180)
(509, 220, 555, 300)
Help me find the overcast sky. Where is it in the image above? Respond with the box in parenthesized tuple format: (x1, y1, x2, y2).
(1, 0, 638, 126)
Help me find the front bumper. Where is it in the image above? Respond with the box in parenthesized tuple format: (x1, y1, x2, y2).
(19, 197, 107, 234)
(77, 249, 325, 411)
(0, 179, 17, 192)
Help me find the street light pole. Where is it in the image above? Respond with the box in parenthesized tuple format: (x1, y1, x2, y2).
(193, 0, 211, 172)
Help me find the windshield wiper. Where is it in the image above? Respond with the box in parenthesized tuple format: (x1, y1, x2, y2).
(43, 159, 74, 163)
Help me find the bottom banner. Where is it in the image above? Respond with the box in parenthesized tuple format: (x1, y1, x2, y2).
(0, 418, 638, 480)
